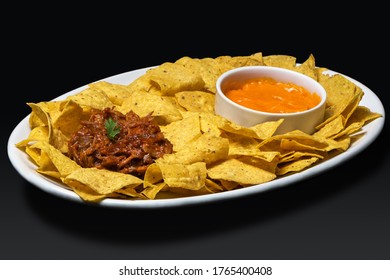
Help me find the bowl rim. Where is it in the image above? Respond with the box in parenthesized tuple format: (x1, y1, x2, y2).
(215, 65, 327, 116)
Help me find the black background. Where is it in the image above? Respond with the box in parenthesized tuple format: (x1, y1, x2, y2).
(2, 6, 389, 260)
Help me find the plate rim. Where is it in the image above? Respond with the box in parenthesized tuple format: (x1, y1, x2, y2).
(7, 67, 386, 209)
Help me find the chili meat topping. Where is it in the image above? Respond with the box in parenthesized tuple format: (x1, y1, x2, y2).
(68, 108, 173, 177)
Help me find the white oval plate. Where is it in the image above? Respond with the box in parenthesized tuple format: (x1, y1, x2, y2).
(8, 67, 385, 208)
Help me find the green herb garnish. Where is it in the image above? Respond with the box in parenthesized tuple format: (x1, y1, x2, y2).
(105, 117, 121, 140)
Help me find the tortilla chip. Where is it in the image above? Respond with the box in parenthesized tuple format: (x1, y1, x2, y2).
(157, 133, 229, 165)
(158, 162, 207, 190)
(277, 157, 319, 175)
(317, 73, 363, 128)
(208, 158, 277, 185)
(263, 54, 297, 69)
(160, 113, 201, 151)
(119, 90, 182, 121)
(175, 90, 215, 113)
(64, 167, 143, 195)
(147, 62, 205, 95)
(30, 141, 81, 177)
(66, 87, 115, 110)
(89, 80, 132, 105)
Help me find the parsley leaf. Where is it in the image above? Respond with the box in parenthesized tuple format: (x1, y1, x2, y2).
(105, 117, 121, 141)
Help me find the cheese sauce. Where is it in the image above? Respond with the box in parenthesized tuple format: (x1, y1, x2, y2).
(225, 77, 321, 113)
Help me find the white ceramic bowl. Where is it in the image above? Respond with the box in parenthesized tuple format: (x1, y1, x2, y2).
(215, 66, 327, 135)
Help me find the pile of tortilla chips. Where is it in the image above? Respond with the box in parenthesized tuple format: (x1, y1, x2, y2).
(16, 52, 383, 202)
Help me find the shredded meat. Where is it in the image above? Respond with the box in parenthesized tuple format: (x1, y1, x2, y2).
(67, 108, 173, 177)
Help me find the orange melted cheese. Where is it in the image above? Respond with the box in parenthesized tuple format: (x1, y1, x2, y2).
(225, 77, 321, 113)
